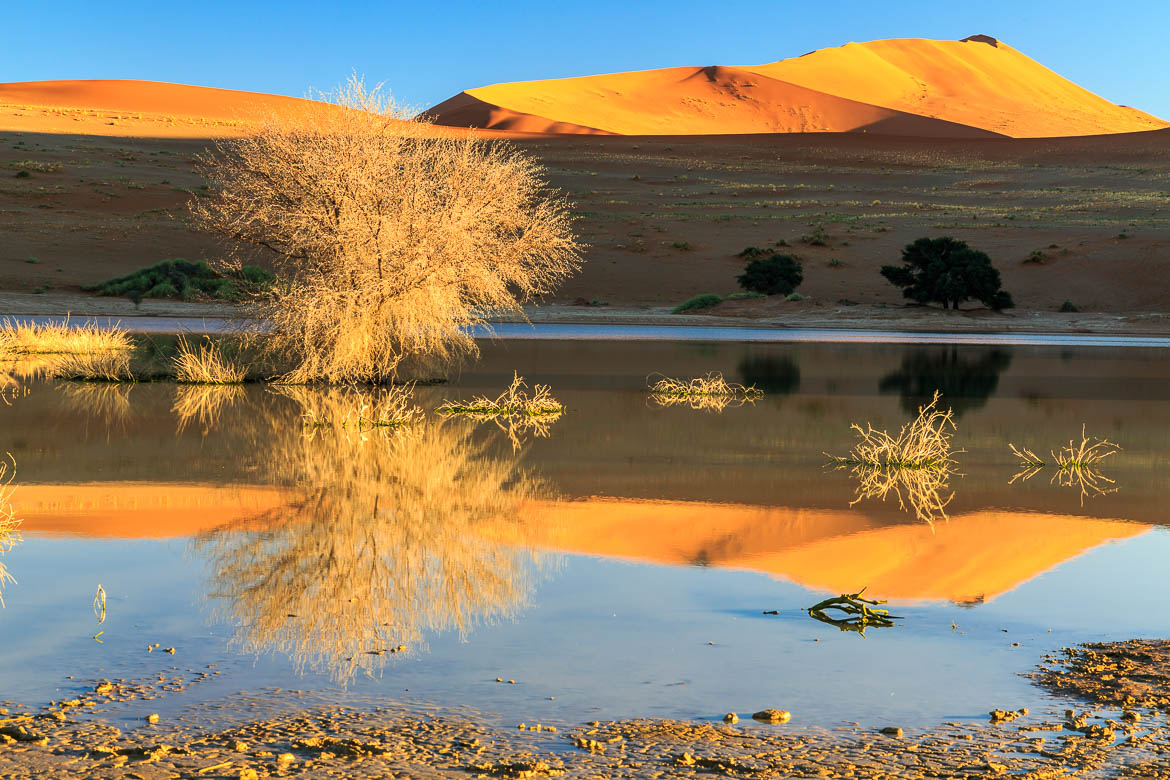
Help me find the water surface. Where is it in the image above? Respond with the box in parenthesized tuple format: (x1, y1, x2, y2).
(1, 339, 1168, 734)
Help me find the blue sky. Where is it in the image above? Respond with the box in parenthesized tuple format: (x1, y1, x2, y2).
(5, 0, 1168, 117)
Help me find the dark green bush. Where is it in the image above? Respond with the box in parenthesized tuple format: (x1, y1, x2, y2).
(672, 293, 722, 313)
(880, 237, 1013, 310)
(83, 258, 274, 304)
(737, 254, 803, 296)
(1059, 300, 1079, 312)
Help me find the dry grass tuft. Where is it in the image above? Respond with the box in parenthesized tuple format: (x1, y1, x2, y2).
(173, 336, 247, 384)
(827, 392, 959, 526)
(647, 371, 762, 412)
(1009, 426, 1121, 503)
(191, 76, 582, 384)
(46, 350, 135, 382)
(0, 317, 132, 355)
(0, 453, 20, 607)
(437, 373, 563, 448)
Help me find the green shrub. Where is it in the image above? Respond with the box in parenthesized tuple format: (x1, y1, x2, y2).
(672, 241, 692, 251)
(828, 258, 842, 267)
(737, 254, 803, 296)
(726, 291, 766, 300)
(1059, 300, 1079, 312)
(83, 258, 274, 304)
(880, 237, 1013, 310)
(672, 294, 722, 313)
(786, 292, 805, 302)
(800, 225, 828, 246)
(1024, 250, 1046, 264)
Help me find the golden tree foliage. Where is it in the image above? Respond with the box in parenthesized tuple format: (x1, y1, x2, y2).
(192, 387, 553, 683)
(191, 78, 582, 383)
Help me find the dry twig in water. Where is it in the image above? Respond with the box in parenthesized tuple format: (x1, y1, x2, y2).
(437, 373, 563, 448)
(1009, 426, 1121, 503)
(647, 372, 762, 412)
(807, 588, 900, 636)
(826, 391, 959, 526)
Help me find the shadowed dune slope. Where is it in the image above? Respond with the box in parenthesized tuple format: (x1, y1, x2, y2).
(746, 36, 1168, 138)
(435, 64, 999, 138)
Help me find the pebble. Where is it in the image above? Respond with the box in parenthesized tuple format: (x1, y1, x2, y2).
(751, 709, 791, 724)
(723, 713, 738, 724)
(146, 714, 159, 724)
(880, 726, 903, 738)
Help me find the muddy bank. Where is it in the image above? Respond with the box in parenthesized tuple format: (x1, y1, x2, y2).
(3, 640, 1169, 779)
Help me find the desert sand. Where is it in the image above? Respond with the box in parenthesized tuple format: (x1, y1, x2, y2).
(429, 36, 1167, 138)
(2, 35, 1169, 329)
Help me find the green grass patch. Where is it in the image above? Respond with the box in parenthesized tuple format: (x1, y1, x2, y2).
(672, 294, 722, 313)
(82, 259, 274, 303)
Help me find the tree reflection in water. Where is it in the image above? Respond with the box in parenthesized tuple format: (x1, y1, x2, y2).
(192, 386, 554, 684)
(879, 347, 1012, 417)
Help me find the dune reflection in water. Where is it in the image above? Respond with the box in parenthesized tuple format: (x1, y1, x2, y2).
(192, 386, 556, 684)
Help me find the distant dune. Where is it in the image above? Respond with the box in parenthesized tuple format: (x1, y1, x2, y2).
(429, 35, 1169, 138)
(0, 79, 317, 137)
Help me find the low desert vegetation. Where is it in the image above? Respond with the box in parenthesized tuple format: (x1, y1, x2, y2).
(828, 391, 956, 469)
(827, 392, 959, 526)
(1009, 426, 1121, 502)
(800, 225, 829, 246)
(737, 254, 803, 296)
(647, 372, 762, 412)
(725, 291, 766, 300)
(190, 76, 581, 384)
(46, 350, 135, 382)
(172, 336, 247, 384)
(438, 373, 562, 419)
(881, 236, 1013, 310)
(0, 318, 132, 355)
(437, 373, 563, 448)
(84, 259, 274, 304)
(672, 293, 722, 313)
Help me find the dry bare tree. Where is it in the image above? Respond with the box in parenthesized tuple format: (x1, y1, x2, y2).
(191, 77, 582, 383)
(191, 387, 555, 683)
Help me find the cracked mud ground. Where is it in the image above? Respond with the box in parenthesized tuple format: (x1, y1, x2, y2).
(2, 640, 1169, 779)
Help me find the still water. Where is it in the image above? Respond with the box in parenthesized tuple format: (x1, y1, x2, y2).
(1, 339, 1168, 734)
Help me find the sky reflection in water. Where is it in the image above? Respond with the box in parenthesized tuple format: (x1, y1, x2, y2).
(1, 339, 1168, 730)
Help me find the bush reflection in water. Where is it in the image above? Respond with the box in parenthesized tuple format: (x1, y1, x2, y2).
(190, 386, 556, 684)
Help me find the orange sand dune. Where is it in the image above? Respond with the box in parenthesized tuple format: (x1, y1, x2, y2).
(747, 36, 1167, 138)
(434, 64, 999, 138)
(17, 483, 289, 538)
(503, 498, 1148, 604)
(0, 79, 319, 138)
(431, 35, 1166, 139)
